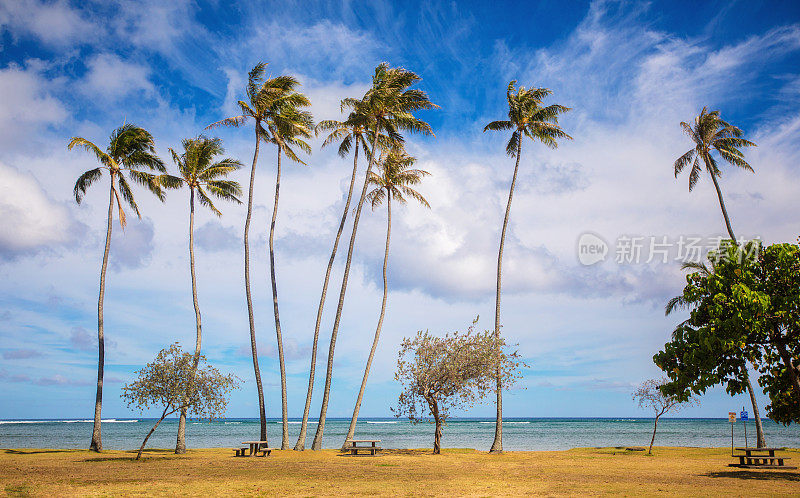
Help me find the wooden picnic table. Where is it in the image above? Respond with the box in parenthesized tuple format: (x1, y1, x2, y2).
(345, 439, 382, 456)
(236, 441, 275, 457)
(731, 447, 794, 468)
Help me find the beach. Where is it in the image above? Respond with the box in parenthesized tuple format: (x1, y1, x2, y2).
(2, 446, 799, 496)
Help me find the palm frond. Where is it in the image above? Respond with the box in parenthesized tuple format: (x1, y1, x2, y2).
(68, 137, 112, 168)
(195, 186, 222, 217)
(73, 168, 103, 203)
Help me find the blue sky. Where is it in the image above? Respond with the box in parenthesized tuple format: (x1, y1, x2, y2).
(1, 0, 800, 422)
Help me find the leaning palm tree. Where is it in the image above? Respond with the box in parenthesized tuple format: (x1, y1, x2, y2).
(207, 62, 299, 443)
(68, 124, 166, 452)
(673, 107, 764, 446)
(264, 94, 314, 449)
(311, 63, 437, 450)
(342, 148, 430, 448)
(293, 111, 376, 450)
(159, 136, 242, 454)
(483, 81, 571, 452)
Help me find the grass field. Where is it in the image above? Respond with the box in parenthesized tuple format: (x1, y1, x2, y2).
(1, 446, 799, 496)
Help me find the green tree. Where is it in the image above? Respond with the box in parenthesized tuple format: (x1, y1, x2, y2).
(159, 136, 242, 454)
(68, 124, 166, 452)
(294, 111, 378, 450)
(393, 320, 524, 454)
(207, 62, 302, 444)
(342, 149, 431, 449)
(121, 343, 239, 460)
(672, 108, 764, 444)
(633, 378, 698, 455)
(656, 241, 800, 426)
(311, 63, 436, 450)
(483, 81, 571, 452)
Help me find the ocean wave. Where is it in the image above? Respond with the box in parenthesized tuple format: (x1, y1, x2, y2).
(365, 421, 398, 424)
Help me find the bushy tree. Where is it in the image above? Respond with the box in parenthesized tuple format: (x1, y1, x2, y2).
(655, 240, 800, 425)
(633, 378, 698, 454)
(393, 320, 524, 454)
(121, 344, 239, 460)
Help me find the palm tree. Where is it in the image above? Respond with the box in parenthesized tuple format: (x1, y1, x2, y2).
(483, 81, 572, 452)
(207, 62, 300, 443)
(293, 111, 376, 450)
(159, 136, 242, 454)
(68, 124, 166, 452)
(264, 94, 314, 449)
(342, 148, 430, 448)
(674, 107, 756, 241)
(673, 107, 764, 446)
(311, 63, 437, 450)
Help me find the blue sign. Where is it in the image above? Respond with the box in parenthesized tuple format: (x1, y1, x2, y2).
(740, 410, 749, 420)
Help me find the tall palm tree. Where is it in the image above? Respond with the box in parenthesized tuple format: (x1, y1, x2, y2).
(68, 124, 165, 452)
(264, 95, 314, 449)
(484, 81, 571, 452)
(293, 111, 375, 450)
(207, 62, 299, 443)
(311, 63, 436, 450)
(342, 148, 430, 448)
(673, 107, 764, 446)
(159, 136, 242, 454)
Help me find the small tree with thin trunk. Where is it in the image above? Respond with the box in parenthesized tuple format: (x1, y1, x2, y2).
(121, 343, 239, 460)
(393, 320, 524, 454)
(633, 378, 698, 455)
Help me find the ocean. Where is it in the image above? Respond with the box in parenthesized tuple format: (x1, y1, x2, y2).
(2, 418, 798, 451)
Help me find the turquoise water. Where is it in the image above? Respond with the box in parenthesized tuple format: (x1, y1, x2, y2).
(2, 418, 798, 451)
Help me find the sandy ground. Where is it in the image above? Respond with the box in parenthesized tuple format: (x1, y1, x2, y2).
(1, 446, 799, 496)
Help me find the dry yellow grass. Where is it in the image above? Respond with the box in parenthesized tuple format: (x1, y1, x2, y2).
(1, 446, 799, 496)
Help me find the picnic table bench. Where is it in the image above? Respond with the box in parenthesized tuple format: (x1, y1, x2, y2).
(344, 439, 382, 456)
(730, 447, 795, 469)
(234, 441, 277, 457)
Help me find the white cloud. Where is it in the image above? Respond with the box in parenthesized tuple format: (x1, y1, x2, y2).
(110, 217, 156, 270)
(0, 0, 97, 46)
(0, 62, 67, 147)
(81, 53, 154, 100)
(0, 162, 81, 260)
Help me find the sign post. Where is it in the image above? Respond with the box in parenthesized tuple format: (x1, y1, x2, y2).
(740, 407, 749, 448)
(728, 412, 736, 456)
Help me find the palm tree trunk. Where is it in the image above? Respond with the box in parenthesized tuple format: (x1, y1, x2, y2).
(176, 188, 203, 454)
(490, 138, 522, 453)
(342, 191, 391, 449)
(245, 127, 268, 443)
(709, 171, 736, 240)
(295, 142, 360, 451)
(743, 366, 766, 448)
(707, 165, 765, 446)
(270, 144, 289, 449)
(312, 130, 381, 450)
(90, 177, 115, 452)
